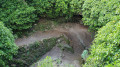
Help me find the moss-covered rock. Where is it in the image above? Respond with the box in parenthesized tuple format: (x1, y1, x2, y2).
(9, 37, 57, 67)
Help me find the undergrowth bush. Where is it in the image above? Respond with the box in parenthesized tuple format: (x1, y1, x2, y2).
(26, 0, 83, 19)
(0, 0, 37, 31)
(83, 20, 120, 67)
(27, 0, 56, 18)
(9, 38, 57, 67)
(82, 0, 120, 30)
(70, 0, 84, 15)
(34, 56, 74, 67)
(0, 22, 18, 67)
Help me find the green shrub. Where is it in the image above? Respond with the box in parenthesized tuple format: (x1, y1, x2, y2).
(0, 22, 18, 66)
(33, 56, 74, 67)
(0, 0, 37, 30)
(37, 56, 54, 67)
(26, 0, 82, 19)
(70, 0, 84, 15)
(27, 0, 56, 18)
(82, 0, 120, 30)
(83, 21, 120, 67)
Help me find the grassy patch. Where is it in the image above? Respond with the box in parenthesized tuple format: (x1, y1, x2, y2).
(33, 16, 82, 31)
(33, 19, 58, 31)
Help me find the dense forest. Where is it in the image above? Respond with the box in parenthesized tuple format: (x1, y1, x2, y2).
(0, 0, 120, 67)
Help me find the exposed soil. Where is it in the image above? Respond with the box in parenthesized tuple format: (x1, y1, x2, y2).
(15, 22, 93, 67)
(15, 30, 62, 46)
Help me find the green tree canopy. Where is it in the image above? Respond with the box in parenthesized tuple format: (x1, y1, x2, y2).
(83, 20, 120, 67)
(82, 0, 120, 30)
(0, 0, 37, 30)
(0, 22, 18, 67)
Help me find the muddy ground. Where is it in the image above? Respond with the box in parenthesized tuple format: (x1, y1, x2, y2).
(15, 23, 93, 67)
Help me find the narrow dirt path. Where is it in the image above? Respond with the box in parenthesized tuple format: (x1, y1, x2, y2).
(15, 30, 63, 46)
(15, 23, 93, 67)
